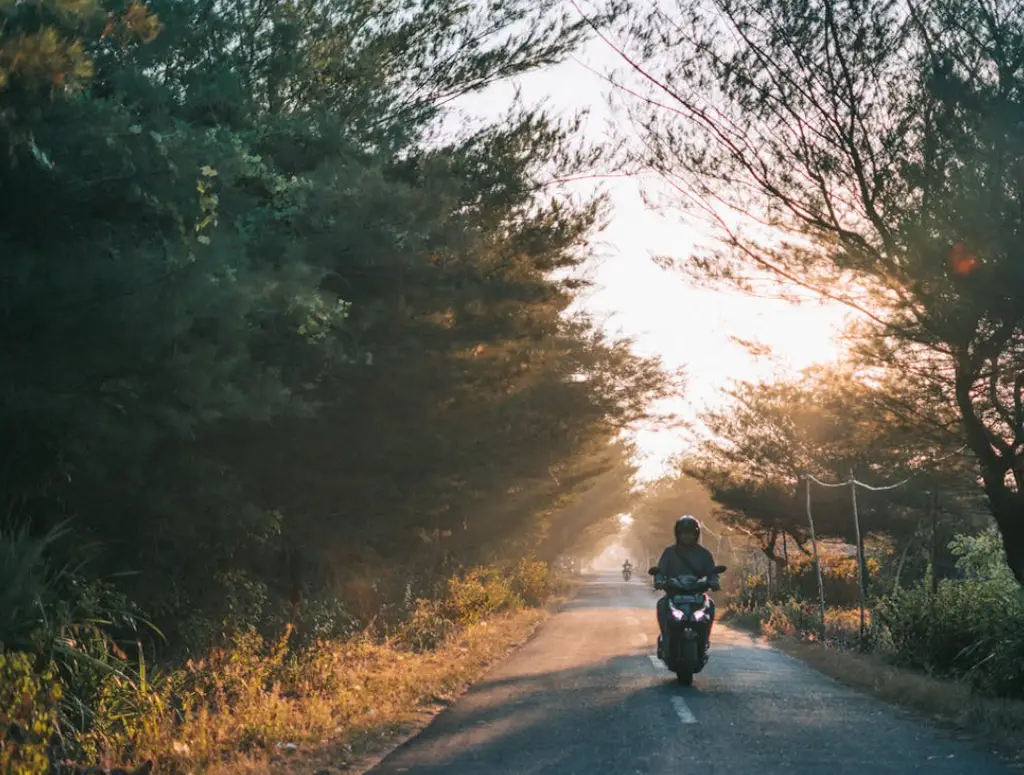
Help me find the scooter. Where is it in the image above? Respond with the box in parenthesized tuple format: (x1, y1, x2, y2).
(648, 564, 727, 685)
(622, 565, 632, 581)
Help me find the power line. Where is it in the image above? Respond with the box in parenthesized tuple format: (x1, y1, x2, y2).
(804, 444, 968, 492)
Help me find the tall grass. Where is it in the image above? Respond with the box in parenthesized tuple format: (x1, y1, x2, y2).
(0, 548, 564, 774)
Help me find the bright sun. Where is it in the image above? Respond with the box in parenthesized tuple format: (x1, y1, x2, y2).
(577, 183, 851, 479)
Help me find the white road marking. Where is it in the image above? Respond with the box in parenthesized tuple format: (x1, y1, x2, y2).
(648, 655, 662, 670)
(632, 632, 648, 645)
(671, 696, 698, 724)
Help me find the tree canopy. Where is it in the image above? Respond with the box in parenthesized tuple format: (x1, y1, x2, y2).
(681, 364, 983, 559)
(0, 0, 670, 651)
(616, 0, 1024, 582)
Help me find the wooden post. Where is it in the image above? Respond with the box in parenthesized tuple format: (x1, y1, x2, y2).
(805, 476, 827, 642)
(850, 471, 867, 649)
(782, 532, 790, 594)
(893, 534, 915, 593)
(929, 489, 939, 595)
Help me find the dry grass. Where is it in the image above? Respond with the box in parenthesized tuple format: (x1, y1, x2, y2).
(724, 608, 1024, 765)
(204, 608, 550, 775)
(44, 561, 572, 775)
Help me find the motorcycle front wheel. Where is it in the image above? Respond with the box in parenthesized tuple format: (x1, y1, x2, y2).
(675, 640, 699, 685)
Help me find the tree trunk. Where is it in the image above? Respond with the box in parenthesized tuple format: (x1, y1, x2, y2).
(984, 485, 1024, 585)
(929, 489, 939, 595)
(954, 353, 1024, 585)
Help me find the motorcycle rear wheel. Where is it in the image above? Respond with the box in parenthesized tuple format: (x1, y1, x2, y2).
(675, 640, 699, 685)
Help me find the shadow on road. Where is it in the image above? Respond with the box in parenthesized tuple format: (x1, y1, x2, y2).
(368, 641, 1011, 775)
(368, 657, 684, 774)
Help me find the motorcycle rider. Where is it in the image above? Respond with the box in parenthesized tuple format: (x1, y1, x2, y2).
(622, 558, 633, 574)
(654, 515, 720, 659)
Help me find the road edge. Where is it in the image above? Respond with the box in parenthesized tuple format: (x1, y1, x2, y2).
(339, 580, 585, 774)
(722, 615, 1024, 767)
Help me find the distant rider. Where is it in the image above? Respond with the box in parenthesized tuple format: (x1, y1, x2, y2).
(654, 515, 720, 658)
(622, 558, 633, 572)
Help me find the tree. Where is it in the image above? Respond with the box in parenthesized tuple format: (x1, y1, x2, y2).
(629, 474, 718, 558)
(681, 365, 977, 572)
(1, 0, 667, 654)
(616, 0, 1024, 581)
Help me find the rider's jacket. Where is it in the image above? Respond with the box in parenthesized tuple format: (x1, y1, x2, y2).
(656, 543, 719, 588)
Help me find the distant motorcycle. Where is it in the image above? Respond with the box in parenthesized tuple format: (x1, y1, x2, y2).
(649, 564, 727, 685)
(622, 565, 632, 581)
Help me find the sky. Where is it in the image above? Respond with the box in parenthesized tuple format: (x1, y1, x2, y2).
(452, 23, 853, 479)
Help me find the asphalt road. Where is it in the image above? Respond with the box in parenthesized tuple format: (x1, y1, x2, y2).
(364, 572, 1014, 775)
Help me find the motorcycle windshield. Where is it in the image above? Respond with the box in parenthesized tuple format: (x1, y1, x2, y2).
(667, 575, 704, 594)
(671, 594, 704, 605)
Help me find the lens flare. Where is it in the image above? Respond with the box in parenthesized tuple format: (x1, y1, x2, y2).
(948, 242, 980, 277)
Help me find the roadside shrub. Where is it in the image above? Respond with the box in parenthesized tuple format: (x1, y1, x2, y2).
(399, 598, 455, 652)
(0, 652, 62, 775)
(760, 600, 820, 640)
(444, 567, 522, 625)
(293, 596, 360, 645)
(397, 560, 556, 651)
(1, 557, 556, 771)
(876, 528, 1024, 698)
(748, 599, 868, 648)
(878, 580, 1024, 697)
(509, 558, 554, 607)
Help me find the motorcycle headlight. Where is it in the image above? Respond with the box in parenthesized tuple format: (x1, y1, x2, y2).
(671, 608, 685, 620)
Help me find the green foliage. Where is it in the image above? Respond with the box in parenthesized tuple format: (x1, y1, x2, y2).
(948, 529, 1018, 589)
(508, 558, 555, 607)
(443, 567, 523, 626)
(1, 0, 655, 766)
(0, 0, 650, 624)
(400, 598, 457, 652)
(878, 530, 1024, 697)
(731, 598, 867, 650)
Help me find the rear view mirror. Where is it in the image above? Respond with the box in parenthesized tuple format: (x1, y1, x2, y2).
(714, 565, 728, 574)
(648, 566, 660, 576)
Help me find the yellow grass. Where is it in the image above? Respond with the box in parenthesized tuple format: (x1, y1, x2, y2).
(215, 609, 548, 775)
(111, 607, 553, 775)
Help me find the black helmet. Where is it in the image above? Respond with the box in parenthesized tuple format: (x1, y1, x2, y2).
(674, 515, 701, 542)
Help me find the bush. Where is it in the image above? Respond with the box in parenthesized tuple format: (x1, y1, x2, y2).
(443, 567, 523, 626)
(737, 598, 869, 649)
(874, 528, 1024, 698)
(878, 580, 1024, 697)
(396, 560, 559, 652)
(509, 558, 555, 607)
(1, 558, 558, 770)
(0, 652, 62, 775)
(399, 598, 456, 652)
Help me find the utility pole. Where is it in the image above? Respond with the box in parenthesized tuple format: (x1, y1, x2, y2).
(805, 476, 827, 642)
(929, 488, 940, 594)
(850, 470, 867, 649)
